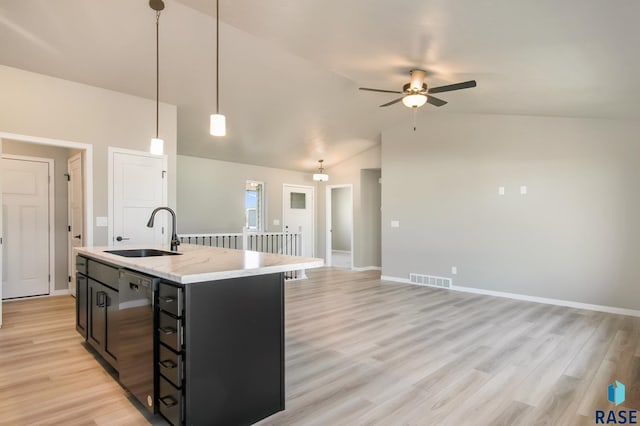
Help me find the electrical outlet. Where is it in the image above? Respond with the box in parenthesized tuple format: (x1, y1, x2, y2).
(451, 266, 457, 275)
(273, 219, 280, 226)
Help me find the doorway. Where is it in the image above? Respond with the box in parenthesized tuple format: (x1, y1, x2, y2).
(1, 155, 53, 299)
(325, 184, 354, 268)
(282, 184, 314, 257)
(0, 131, 93, 326)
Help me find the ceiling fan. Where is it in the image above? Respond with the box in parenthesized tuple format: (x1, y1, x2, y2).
(359, 69, 477, 109)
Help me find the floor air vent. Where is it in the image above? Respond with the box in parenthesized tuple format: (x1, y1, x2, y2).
(409, 273, 452, 289)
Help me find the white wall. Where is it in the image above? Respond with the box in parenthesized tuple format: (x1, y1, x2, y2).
(361, 169, 382, 267)
(318, 146, 381, 267)
(331, 187, 352, 251)
(177, 155, 314, 234)
(0, 66, 178, 246)
(382, 112, 640, 310)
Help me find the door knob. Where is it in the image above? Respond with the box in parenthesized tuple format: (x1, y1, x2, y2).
(116, 236, 130, 242)
(73, 234, 82, 239)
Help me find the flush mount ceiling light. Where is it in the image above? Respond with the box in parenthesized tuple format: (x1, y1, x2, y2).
(149, 0, 165, 155)
(209, 0, 226, 136)
(312, 160, 329, 182)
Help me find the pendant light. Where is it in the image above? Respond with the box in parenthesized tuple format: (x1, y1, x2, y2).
(313, 160, 329, 182)
(210, 0, 226, 136)
(149, 0, 165, 155)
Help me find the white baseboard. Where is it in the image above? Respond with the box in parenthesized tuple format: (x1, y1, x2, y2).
(380, 275, 640, 318)
(354, 266, 382, 272)
(3, 289, 71, 302)
(381, 275, 410, 284)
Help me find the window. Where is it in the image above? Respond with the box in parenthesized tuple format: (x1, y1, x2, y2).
(245, 181, 264, 231)
(290, 192, 306, 209)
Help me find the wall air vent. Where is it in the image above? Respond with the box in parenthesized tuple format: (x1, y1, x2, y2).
(409, 273, 452, 289)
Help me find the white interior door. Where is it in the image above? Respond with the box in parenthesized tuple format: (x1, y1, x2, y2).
(1, 157, 51, 299)
(110, 149, 167, 246)
(67, 153, 83, 296)
(283, 184, 314, 257)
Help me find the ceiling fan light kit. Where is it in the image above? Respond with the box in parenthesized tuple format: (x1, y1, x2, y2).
(210, 0, 226, 137)
(402, 94, 427, 108)
(312, 159, 329, 182)
(149, 0, 165, 155)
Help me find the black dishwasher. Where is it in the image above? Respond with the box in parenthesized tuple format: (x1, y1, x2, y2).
(118, 269, 159, 413)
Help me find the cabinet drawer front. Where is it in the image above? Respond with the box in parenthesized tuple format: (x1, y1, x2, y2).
(159, 343, 183, 388)
(76, 255, 88, 275)
(158, 283, 183, 318)
(159, 375, 183, 426)
(87, 259, 119, 290)
(158, 311, 182, 352)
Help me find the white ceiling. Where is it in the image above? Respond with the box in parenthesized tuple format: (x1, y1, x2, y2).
(1, 0, 639, 172)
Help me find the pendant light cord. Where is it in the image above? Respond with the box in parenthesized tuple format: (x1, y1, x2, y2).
(216, 0, 220, 114)
(155, 10, 161, 139)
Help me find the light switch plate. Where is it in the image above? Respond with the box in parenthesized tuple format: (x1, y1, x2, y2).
(391, 220, 400, 228)
(520, 186, 527, 195)
(451, 266, 458, 275)
(498, 186, 505, 195)
(273, 219, 280, 226)
(96, 216, 108, 227)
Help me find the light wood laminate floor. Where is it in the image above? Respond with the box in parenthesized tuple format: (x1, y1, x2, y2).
(1, 268, 638, 425)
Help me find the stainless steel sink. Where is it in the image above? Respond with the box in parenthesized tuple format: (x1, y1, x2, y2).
(104, 248, 182, 257)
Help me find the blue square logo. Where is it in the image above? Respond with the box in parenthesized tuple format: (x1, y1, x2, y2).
(608, 381, 625, 406)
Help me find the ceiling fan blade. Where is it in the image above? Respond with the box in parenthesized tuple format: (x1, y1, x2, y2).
(379, 97, 405, 107)
(428, 80, 477, 94)
(426, 95, 448, 107)
(359, 87, 403, 94)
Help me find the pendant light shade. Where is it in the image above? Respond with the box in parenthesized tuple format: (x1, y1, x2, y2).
(149, 0, 164, 155)
(312, 160, 329, 182)
(210, 0, 226, 137)
(210, 114, 226, 136)
(150, 138, 164, 155)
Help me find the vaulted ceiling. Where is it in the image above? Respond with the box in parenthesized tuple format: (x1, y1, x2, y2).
(1, 0, 639, 172)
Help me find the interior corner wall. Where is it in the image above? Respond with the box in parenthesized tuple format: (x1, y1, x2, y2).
(331, 187, 352, 251)
(361, 169, 382, 267)
(0, 65, 178, 246)
(317, 146, 381, 267)
(381, 113, 640, 310)
(176, 155, 313, 234)
(2, 140, 71, 290)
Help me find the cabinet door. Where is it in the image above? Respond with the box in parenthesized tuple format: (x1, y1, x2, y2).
(87, 279, 105, 352)
(75, 274, 88, 339)
(103, 284, 119, 366)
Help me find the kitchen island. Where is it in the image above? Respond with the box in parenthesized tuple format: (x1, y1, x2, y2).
(74, 244, 323, 426)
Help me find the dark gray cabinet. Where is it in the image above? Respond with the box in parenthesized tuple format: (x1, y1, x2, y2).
(76, 253, 286, 425)
(157, 273, 285, 426)
(76, 256, 120, 370)
(75, 274, 88, 339)
(87, 278, 119, 368)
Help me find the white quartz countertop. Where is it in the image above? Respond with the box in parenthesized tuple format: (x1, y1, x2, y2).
(75, 244, 324, 284)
